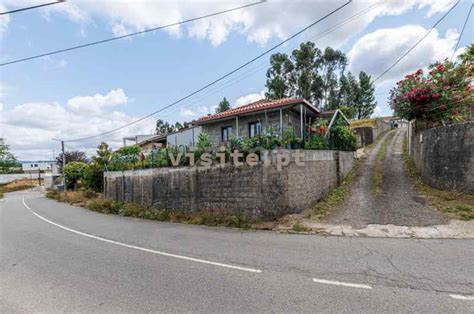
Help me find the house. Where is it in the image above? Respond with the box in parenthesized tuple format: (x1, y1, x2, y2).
(123, 134, 167, 152)
(195, 98, 322, 145)
(195, 98, 348, 145)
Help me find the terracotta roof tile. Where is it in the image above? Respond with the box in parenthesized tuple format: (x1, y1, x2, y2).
(196, 98, 318, 123)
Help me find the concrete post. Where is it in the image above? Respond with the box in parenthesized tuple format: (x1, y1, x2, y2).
(279, 108, 283, 138)
(300, 104, 304, 139)
(236, 116, 239, 138)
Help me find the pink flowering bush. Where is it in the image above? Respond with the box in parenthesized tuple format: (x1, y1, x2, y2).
(390, 59, 473, 127)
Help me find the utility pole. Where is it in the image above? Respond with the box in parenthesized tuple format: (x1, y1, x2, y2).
(61, 140, 65, 191)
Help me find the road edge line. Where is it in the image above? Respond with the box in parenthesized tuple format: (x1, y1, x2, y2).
(312, 278, 373, 289)
(449, 294, 474, 301)
(22, 196, 262, 274)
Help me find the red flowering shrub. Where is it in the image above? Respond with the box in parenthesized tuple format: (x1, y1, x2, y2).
(390, 58, 473, 126)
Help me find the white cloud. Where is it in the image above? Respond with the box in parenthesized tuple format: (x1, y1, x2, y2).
(1, 89, 151, 160)
(179, 105, 212, 120)
(234, 90, 265, 107)
(0, 4, 10, 37)
(67, 88, 128, 115)
(348, 25, 458, 83)
(0, 0, 455, 46)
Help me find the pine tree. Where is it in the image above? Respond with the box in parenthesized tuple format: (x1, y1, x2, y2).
(215, 97, 231, 113)
(355, 71, 376, 119)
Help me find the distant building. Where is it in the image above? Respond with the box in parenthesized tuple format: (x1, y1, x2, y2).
(21, 161, 58, 175)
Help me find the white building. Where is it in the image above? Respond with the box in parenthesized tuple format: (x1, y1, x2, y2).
(22, 161, 58, 175)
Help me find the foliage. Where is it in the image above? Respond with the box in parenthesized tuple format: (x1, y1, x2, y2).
(155, 119, 187, 135)
(109, 145, 141, 171)
(56, 150, 88, 171)
(328, 118, 356, 151)
(266, 43, 349, 109)
(64, 161, 89, 189)
(305, 135, 328, 149)
(83, 162, 104, 192)
(215, 97, 231, 113)
(0, 144, 19, 173)
(390, 58, 473, 126)
(356, 71, 377, 119)
(47, 190, 255, 228)
(196, 132, 213, 150)
(265, 42, 377, 114)
(457, 43, 473, 65)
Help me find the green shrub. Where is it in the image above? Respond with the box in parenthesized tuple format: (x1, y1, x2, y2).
(197, 132, 213, 150)
(64, 161, 89, 189)
(305, 135, 328, 149)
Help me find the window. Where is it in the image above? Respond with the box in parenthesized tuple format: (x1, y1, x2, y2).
(221, 126, 233, 142)
(248, 121, 262, 138)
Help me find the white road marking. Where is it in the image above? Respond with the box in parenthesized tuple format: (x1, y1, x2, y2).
(312, 278, 373, 289)
(22, 197, 262, 274)
(449, 294, 474, 301)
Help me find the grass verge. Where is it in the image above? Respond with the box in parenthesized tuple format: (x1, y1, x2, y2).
(373, 130, 396, 195)
(402, 134, 473, 221)
(0, 179, 37, 199)
(46, 189, 255, 229)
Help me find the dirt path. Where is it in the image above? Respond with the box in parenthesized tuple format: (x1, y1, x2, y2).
(324, 128, 447, 228)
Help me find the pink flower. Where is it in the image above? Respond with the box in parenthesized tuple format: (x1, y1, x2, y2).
(437, 64, 444, 72)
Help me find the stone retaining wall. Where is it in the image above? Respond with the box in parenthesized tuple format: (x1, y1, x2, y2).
(104, 150, 355, 219)
(410, 122, 473, 193)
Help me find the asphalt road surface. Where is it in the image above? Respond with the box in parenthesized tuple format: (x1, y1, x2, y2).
(1, 191, 473, 312)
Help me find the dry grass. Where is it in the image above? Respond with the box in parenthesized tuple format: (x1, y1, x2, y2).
(373, 130, 396, 195)
(46, 189, 254, 229)
(0, 179, 37, 198)
(402, 135, 474, 221)
(350, 118, 377, 129)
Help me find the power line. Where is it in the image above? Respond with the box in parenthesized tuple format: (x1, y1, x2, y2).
(0, 1, 266, 67)
(0, 0, 65, 15)
(373, 0, 460, 83)
(64, 0, 353, 142)
(158, 2, 383, 122)
(451, 3, 473, 61)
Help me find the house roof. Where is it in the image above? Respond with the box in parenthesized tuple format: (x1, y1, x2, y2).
(195, 98, 319, 124)
(136, 134, 167, 146)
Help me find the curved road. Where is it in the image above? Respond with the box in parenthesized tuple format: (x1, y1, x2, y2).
(1, 191, 473, 312)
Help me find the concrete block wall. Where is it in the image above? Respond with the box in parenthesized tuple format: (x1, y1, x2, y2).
(104, 149, 355, 219)
(410, 122, 473, 193)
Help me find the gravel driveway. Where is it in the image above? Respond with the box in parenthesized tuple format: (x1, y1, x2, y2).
(324, 128, 447, 228)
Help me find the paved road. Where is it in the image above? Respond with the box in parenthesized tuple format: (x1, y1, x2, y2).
(326, 128, 447, 228)
(1, 191, 473, 312)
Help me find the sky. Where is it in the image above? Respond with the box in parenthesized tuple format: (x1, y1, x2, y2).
(0, 0, 472, 160)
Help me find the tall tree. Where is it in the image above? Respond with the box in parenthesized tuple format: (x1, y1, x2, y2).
(265, 42, 347, 109)
(317, 47, 347, 108)
(215, 97, 231, 113)
(155, 119, 174, 135)
(355, 71, 376, 119)
(265, 53, 294, 100)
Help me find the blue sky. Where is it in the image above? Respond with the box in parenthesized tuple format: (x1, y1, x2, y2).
(0, 0, 472, 159)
